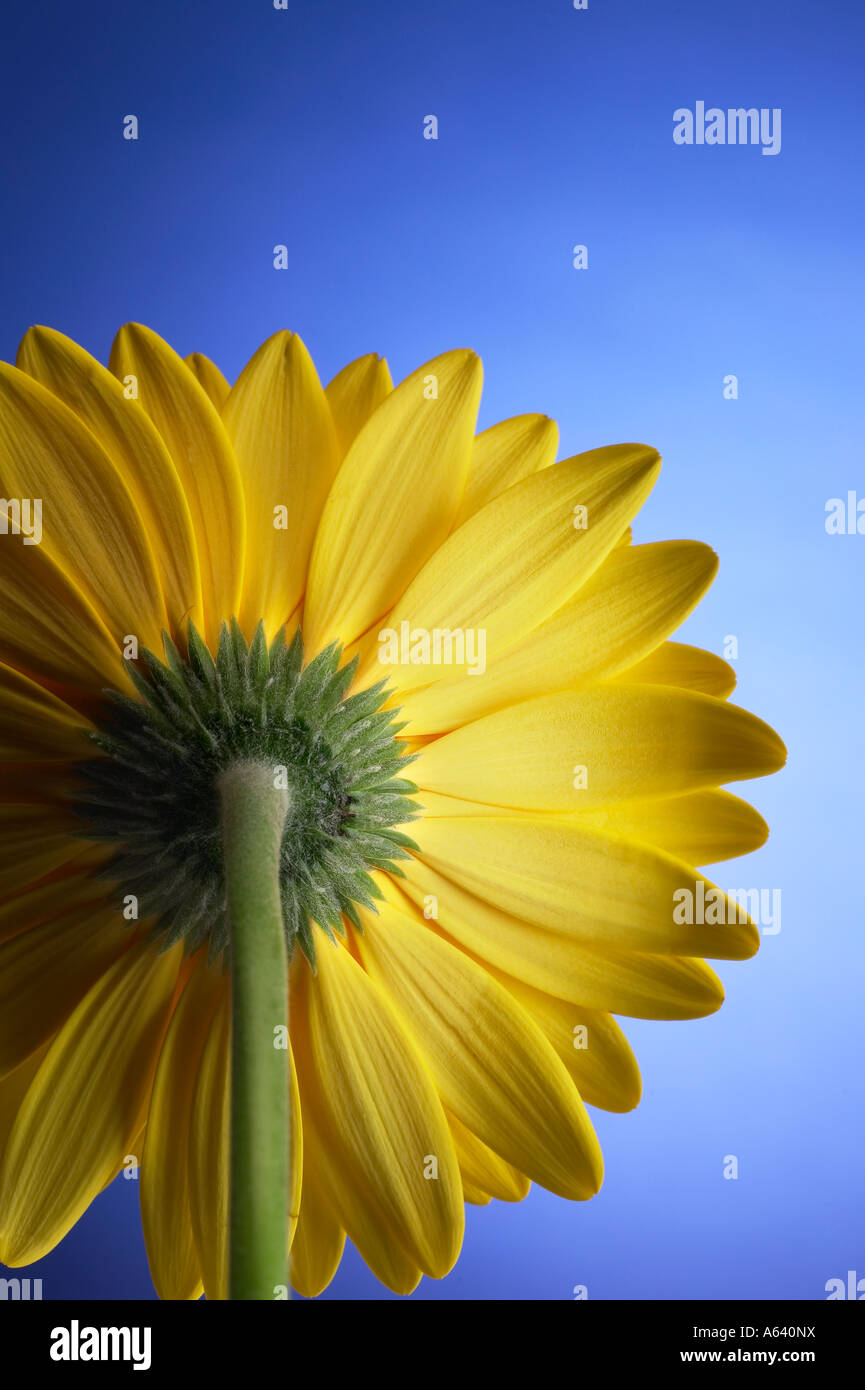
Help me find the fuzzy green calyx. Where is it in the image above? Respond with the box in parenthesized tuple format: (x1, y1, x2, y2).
(74, 620, 420, 964)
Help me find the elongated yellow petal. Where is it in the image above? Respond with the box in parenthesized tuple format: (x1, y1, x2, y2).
(0, 808, 104, 901)
(397, 540, 718, 733)
(0, 1047, 48, 1167)
(492, 977, 642, 1113)
(290, 1145, 346, 1299)
(446, 1109, 529, 1203)
(356, 444, 661, 692)
(613, 640, 737, 698)
(0, 864, 110, 948)
(184, 352, 230, 409)
(396, 859, 726, 1018)
(0, 662, 92, 761)
(0, 939, 180, 1266)
(17, 327, 203, 636)
(355, 899, 602, 1200)
(141, 954, 223, 1301)
(304, 350, 483, 652)
(573, 788, 769, 865)
(1, 762, 83, 808)
(325, 353, 393, 458)
(0, 364, 167, 651)
(0, 518, 124, 696)
(297, 942, 464, 1278)
(188, 988, 230, 1301)
(291, 979, 422, 1295)
(414, 685, 786, 811)
(110, 323, 245, 644)
(415, 816, 759, 959)
(462, 1183, 491, 1206)
(402, 787, 763, 857)
(222, 331, 339, 636)
(404, 789, 518, 818)
(288, 1044, 303, 1252)
(0, 905, 131, 1078)
(453, 413, 558, 526)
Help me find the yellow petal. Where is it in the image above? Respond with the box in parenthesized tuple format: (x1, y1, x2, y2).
(1, 762, 85, 808)
(0, 939, 181, 1266)
(188, 987, 230, 1301)
(415, 816, 760, 959)
(453, 414, 558, 527)
(492, 977, 642, 1113)
(295, 942, 464, 1279)
(184, 352, 230, 409)
(109, 323, 245, 644)
(0, 903, 131, 1079)
(396, 858, 726, 1019)
(0, 363, 167, 651)
(404, 789, 515, 818)
(325, 353, 393, 458)
(0, 662, 92, 761)
(288, 1045, 304, 1250)
(0, 808, 103, 900)
(397, 540, 718, 733)
(290, 1144, 346, 1299)
(304, 350, 483, 652)
(613, 640, 737, 698)
(413, 685, 786, 811)
(222, 331, 339, 636)
(446, 1109, 529, 1203)
(355, 444, 661, 692)
(462, 1183, 491, 1206)
(0, 865, 111, 949)
(573, 788, 769, 865)
(354, 899, 602, 1199)
(141, 954, 223, 1301)
(17, 327, 203, 636)
(0, 519, 123, 696)
(0, 1047, 48, 1167)
(291, 985, 422, 1295)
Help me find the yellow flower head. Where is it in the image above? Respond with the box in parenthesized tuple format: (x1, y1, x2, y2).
(0, 323, 785, 1298)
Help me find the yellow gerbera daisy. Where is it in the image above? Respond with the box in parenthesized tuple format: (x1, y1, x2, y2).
(0, 323, 785, 1300)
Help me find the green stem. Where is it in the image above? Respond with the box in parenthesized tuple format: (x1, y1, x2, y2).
(220, 761, 290, 1301)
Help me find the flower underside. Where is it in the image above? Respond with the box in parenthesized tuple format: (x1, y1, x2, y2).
(73, 621, 420, 964)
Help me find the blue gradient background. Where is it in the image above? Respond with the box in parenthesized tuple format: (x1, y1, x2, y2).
(1, 0, 862, 1301)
